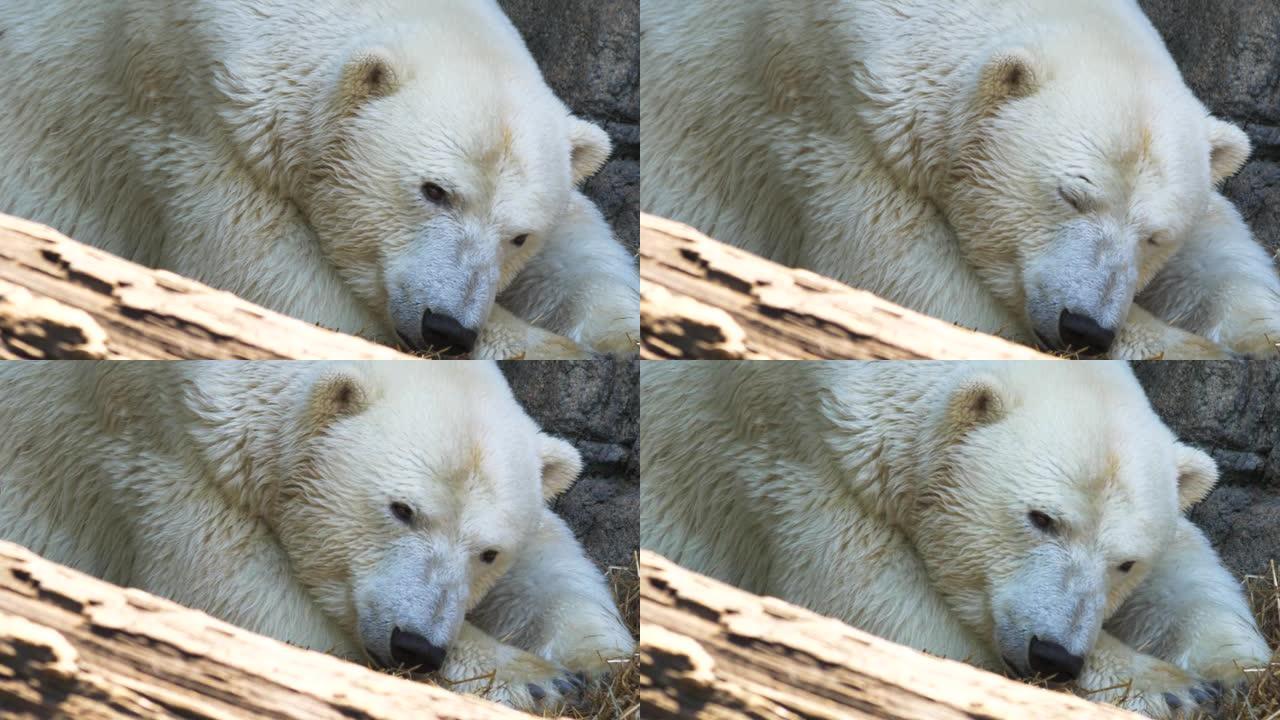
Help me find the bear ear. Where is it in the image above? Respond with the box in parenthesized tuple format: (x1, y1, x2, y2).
(1207, 118, 1250, 184)
(1174, 443, 1218, 510)
(946, 373, 1009, 433)
(339, 48, 402, 105)
(977, 48, 1042, 107)
(305, 366, 372, 430)
(538, 434, 582, 501)
(569, 118, 612, 185)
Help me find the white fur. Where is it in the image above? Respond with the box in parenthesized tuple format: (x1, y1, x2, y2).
(641, 0, 1280, 359)
(0, 0, 638, 359)
(0, 361, 634, 712)
(641, 361, 1270, 718)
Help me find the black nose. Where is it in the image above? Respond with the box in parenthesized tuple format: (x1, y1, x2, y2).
(1058, 310, 1115, 356)
(389, 627, 448, 672)
(1027, 636, 1083, 683)
(420, 310, 477, 356)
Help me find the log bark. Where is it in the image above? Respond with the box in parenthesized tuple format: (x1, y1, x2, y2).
(639, 214, 1050, 361)
(0, 213, 408, 360)
(0, 540, 535, 719)
(639, 550, 1139, 720)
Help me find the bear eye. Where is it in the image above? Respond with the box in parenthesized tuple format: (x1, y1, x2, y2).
(390, 502, 415, 524)
(511, 234, 528, 247)
(481, 549, 499, 564)
(421, 182, 449, 205)
(1118, 560, 1136, 573)
(1058, 186, 1084, 213)
(1145, 234, 1161, 247)
(1028, 510, 1056, 532)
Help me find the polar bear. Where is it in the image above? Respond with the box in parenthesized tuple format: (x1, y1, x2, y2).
(0, 0, 638, 359)
(641, 0, 1280, 359)
(641, 361, 1271, 718)
(0, 361, 635, 712)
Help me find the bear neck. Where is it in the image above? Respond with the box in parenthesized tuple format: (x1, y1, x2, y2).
(177, 363, 314, 520)
(782, 365, 942, 528)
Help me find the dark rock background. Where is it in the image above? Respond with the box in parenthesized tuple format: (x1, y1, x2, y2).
(502, 359, 639, 572)
(500, 0, 640, 255)
(1139, 0, 1280, 256)
(1133, 362, 1280, 579)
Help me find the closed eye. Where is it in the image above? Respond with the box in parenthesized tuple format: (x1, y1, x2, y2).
(1058, 186, 1084, 213)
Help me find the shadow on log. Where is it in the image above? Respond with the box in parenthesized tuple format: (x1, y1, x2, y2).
(639, 214, 1050, 361)
(0, 213, 409, 360)
(0, 540, 540, 719)
(639, 550, 1139, 720)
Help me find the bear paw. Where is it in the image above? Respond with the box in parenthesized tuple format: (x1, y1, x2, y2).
(589, 329, 640, 356)
(554, 645, 634, 694)
(472, 309, 592, 360)
(1104, 663, 1223, 719)
(1228, 332, 1280, 359)
(1194, 658, 1256, 701)
(1109, 316, 1233, 360)
(575, 311, 640, 356)
(523, 331, 593, 360)
(489, 653, 590, 714)
(1152, 336, 1234, 361)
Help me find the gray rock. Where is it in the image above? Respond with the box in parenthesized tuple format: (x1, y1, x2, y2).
(1133, 361, 1280, 576)
(499, 0, 640, 254)
(501, 359, 639, 572)
(1139, 0, 1280, 254)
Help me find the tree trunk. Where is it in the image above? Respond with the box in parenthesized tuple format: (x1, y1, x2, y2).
(0, 213, 407, 360)
(0, 540, 533, 719)
(639, 550, 1138, 720)
(639, 214, 1049, 361)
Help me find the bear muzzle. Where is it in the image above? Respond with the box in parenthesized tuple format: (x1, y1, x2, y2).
(389, 626, 449, 673)
(1057, 310, 1116, 357)
(417, 310, 478, 357)
(1026, 636, 1084, 683)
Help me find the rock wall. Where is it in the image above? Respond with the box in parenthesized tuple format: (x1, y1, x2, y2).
(499, 0, 640, 255)
(1133, 361, 1280, 578)
(501, 359, 639, 571)
(1139, 0, 1280, 255)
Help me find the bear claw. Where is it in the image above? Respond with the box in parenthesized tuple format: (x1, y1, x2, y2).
(1162, 692, 1182, 710)
(527, 683, 545, 701)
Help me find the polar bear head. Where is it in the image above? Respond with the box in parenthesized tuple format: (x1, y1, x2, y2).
(908, 362, 1216, 682)
(297, 6, 610, 355)
(270, 362, 581, 671)
(938, 30, 1251, 355)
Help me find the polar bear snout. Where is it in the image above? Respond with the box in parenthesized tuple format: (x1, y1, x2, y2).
(1058, 310, 1116, 356)
(390, 626, 448, 673)
(419, 310, 477, 356)
(385, 239, 499, 355)
(1023, 226, 1138, 354)
(1026, 636, 1084, 683)
(354, 541, 469, 671)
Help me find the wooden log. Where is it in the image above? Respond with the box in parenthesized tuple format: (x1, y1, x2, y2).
(0, 213, 408, 360)
(639, 213, 1050, 361)
(0, 540, 536, 719)
(639, 550, 1139, 720)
